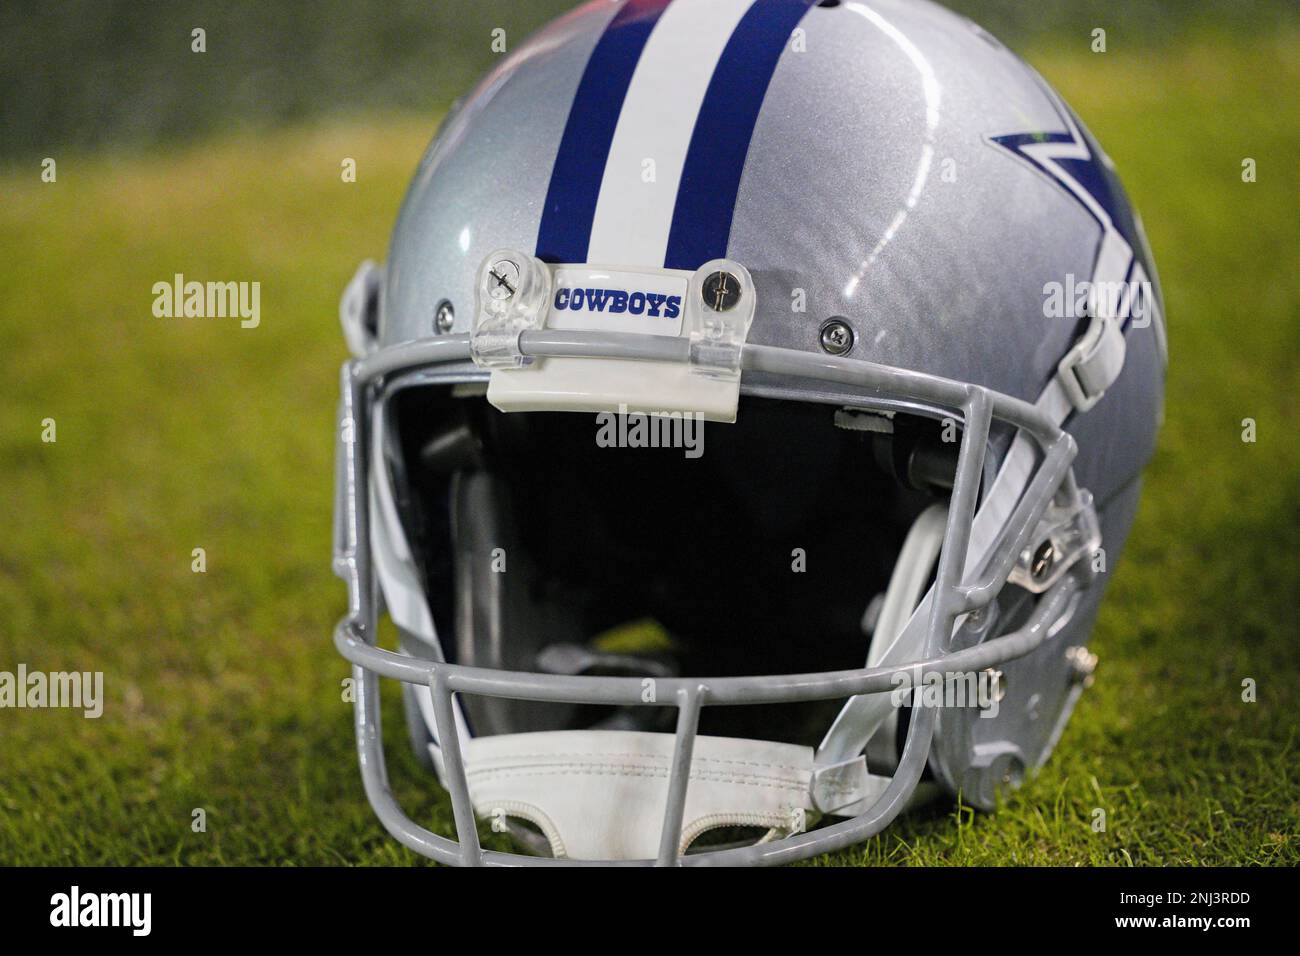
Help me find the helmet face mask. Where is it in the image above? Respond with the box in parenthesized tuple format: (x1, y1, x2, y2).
(333, 0, 1165, 866)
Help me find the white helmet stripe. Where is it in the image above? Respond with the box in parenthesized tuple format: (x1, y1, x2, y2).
(587, 0, 757, 268)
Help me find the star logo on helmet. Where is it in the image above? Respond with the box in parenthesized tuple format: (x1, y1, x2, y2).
(988, 97, 1133, 245)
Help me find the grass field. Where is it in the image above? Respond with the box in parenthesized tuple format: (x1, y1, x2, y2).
(1, 30, 1296, 866)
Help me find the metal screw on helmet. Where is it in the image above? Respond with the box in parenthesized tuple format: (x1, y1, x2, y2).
(488, 259, 520, 300)
(1030, 540, 1055, 581)
(701, 270, 742, 311)
(434, 300, 455, 334)
(820, 318, 854, 355)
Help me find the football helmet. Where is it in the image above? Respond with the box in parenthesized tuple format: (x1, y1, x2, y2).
(333, 0, 1165, 865)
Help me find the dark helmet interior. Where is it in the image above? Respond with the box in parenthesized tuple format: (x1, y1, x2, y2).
(386, 387, 958, 744)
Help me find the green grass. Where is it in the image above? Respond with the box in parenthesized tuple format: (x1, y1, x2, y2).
(1, 31, 1296, 866)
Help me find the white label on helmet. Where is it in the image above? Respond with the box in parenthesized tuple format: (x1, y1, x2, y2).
(547, 268, 688, 338)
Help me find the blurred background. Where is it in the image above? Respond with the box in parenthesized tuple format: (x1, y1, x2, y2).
(2, 0, 1296, 161)
(0, 1, 1295, 865)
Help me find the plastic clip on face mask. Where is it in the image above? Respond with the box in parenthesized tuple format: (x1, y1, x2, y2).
(471, 251, 756, 422)
(331, 0, 1164, 866)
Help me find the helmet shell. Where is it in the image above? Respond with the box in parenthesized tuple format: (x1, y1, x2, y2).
(384, 0, 1163, 496)
(359, 0, 1170, 842)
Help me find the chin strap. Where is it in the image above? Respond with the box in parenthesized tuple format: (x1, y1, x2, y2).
(462, 730, 830, 861)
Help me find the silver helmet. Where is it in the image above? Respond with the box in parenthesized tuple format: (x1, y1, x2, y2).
(333, 0, 1166, 865)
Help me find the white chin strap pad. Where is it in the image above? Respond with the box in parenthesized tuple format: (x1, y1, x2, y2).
(464, 730, 814, 861)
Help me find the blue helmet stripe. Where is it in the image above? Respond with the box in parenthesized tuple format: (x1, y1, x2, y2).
(535, 0, 672, 265)
(663, 0, 818, 271)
